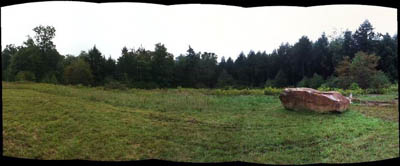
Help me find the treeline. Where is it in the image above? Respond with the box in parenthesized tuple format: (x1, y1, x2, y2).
(1, 20, 398, 90)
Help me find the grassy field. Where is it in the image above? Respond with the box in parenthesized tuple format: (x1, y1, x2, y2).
(2, 82, 399, 164)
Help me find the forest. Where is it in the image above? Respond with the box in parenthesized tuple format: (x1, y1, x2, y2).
(2, 19, 399, 163)
(1, 20, 398, 91)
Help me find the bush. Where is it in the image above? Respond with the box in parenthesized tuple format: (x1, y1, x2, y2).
(221, 85, 233, 90)
(15, 71, 36, 82)
(317, 84, 332, 91)
(264, 87, 282, 96)
(194, 83, 207, 89)
(369, 71, 390, 90)
(3, 70, 15, 81)
(206, 89, 264, 96)
(104, 76, 116, 84)
(274, 70, 288, 88)
(297, 77, 310, 88)
(104, 81, 128, 90)
(384, 83, 398, 94)
(296, 74, 324, 89)
(64, 59, 93, 86)
(323, 76, 340, 88)
(318, 84, 365, 96)
(41, 73, 58, 84)
(309, 74, 324, 89)
(146, 82, 160, 89)
(264, 79, 275, 88)
(365, 88, 386, 94)
(349, 83, 361, 90)
(233, 84, 247, 90)
(131, 81, 159, 89)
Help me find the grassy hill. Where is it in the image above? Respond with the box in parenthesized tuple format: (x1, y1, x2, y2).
(2, 82, 399, 164)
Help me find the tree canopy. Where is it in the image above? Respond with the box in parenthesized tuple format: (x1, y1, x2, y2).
(2, 20, 397, 90)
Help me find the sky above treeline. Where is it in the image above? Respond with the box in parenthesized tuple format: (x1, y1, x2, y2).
(1, 2, 397, 61)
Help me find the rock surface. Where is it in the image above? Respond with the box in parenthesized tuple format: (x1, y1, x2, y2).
(279, 88, 350, 113)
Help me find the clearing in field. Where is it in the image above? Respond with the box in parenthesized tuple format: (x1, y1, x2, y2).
(2, 82, 399, 164)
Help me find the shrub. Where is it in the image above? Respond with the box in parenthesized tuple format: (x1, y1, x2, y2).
(309, 73, 324, 89)
(369, 71, 390, 90)
(3, 70, 15, 82)
(206, 89, 264, 96)
(365, 88, 385, 94)
(104, 76, 116, 84)
(221, 85, 233, 90)
(74, 84, 85, 88)
(325, 76, 339, 88)
(131, 81, 159, 89)
(296, 74, 324, 89)
(104, 81, 128, 90)
(297, 77, 310, 88)
(318, 85, 364, 96)
(146, 82, 160, 89)
(349, 83, 361, 90)
(274, 70, 288, 88)
(332, 88, 349, 96)
(264, 79, 275, 88)
(194, 83, 207, 89)
(385, 83, 398, 94)
(64, 59, 93, 86)
(233, 84, 247, 90)
(317, 84, 332, 91)
(264, 87, 282, 96)
(41, 73, 58, 84)
(15, 71, 36, 82)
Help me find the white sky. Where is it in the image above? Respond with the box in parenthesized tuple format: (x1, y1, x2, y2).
(1, 2, 397, 61)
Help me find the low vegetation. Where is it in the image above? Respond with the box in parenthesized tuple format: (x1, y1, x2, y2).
(3, 82, 398, 164)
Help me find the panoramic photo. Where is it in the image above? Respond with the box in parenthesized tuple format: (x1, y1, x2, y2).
(1, 1, 398, 164)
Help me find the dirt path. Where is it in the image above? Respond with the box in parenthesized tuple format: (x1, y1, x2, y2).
(350, 98, 398, 122)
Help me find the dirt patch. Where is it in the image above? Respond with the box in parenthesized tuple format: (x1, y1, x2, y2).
(351, 98, 398, 107)
(350, 104, 398, 122)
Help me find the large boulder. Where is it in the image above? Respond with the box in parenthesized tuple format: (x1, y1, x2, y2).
(279, 88, 350, 113)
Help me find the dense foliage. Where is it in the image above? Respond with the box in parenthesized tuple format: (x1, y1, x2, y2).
(1, 20, 398, 90)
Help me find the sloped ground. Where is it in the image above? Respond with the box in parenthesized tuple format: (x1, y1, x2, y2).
(2, 82, 399, 164)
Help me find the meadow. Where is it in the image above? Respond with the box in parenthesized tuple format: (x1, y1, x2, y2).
(2, 82, 399, 164)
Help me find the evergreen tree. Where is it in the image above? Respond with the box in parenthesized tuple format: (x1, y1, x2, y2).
(116, 47, 137, 84)
(375, 33, 398, 82)
(353, 20, 377, 54)
(312, 33, 334, 79)
(292, 36, 313, 82)
(151, 43, 174, 87)
(234, 52, 248, 86)
(198, 52, 218, 88)
(104, 56, 117, 81)
(273, 69, 288, 88)
(342, 30, 357, 59)
(216, 69, 234, 88)
(1, 44, 18, 81)
(85, 46, 106, 86)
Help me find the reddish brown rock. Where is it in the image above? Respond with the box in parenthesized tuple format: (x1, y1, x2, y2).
(279, 88, 350, 113)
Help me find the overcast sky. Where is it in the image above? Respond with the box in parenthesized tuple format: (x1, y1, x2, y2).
(1, 2, 397, 61)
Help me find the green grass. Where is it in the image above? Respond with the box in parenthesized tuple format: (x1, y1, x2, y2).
(2, 82, 399, 164)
